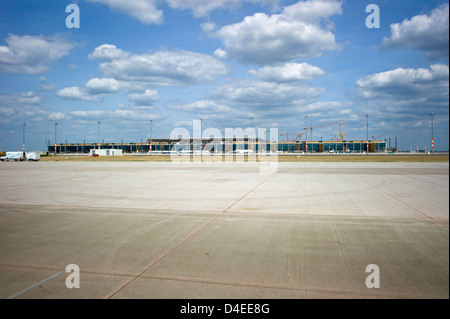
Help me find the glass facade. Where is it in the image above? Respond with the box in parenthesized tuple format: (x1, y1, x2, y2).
(48, 140, 386, 154)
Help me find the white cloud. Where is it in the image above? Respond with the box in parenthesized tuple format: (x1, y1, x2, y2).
(48, 112, 66, 121)
(69, 109, 167, 121)
(86, 0, 163, 24)
(283, 0, 342, 22)
(173, 120, 193, 127)
(69, 110, 111, 119)
(297, 101, 342, 113)
(356, 64, 449, 100)
(214, 48, 228, 59)
(212, 80, 323, 109)
(86, 78, 122, 94)
(94, 47, 227, 86)
(248, 62, 325, 81)
(213, 0, 342, 64)
(57, 78, 125, 102)
(88, 44, 131, 61)
(39, 76, 56, 91)
(170, 100, 231, 113)
(355, 64, 449, 129)
(167, 0, 280, 17)
(0, 92, 64, 123)
(201, 22, 217, 33)
(86, 0, 280, 23)
(0, 34, 75, 74)
(129, 89, 160, 106)
(382, 3, 449, 60)
(57, 86, 103, 102)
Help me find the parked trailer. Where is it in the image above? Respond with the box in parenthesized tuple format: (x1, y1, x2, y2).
(26, 151, 40, 161)
(0, 152, 24, 161)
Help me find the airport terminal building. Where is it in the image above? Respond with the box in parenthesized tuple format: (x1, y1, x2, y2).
(48, 138, 387, 154)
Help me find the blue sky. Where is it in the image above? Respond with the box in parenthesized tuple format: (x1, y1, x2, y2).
(0, 0, 448, 151)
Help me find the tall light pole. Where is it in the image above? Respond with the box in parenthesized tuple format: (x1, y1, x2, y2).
(200, 118, 203, 152)
(304, 115, 308, 153)
(365, 114, 369, 154)
(430, 112, 434, 154)
(22, 123, 26, 157)
(54, 122, 57, 154)
(250, 117, 254, 152)
(149, 119, 153, 153)
(97, 121, 101, 149)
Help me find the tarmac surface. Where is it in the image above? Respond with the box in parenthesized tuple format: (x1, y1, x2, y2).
(0, 161, 448, 299)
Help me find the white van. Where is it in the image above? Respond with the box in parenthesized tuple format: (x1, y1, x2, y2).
(0, 152, 24, 161)
(26, 151, 40, 161)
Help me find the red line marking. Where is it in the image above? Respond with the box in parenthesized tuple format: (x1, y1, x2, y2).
(353, 175, 448, 230)
(103, 172, 276, 299)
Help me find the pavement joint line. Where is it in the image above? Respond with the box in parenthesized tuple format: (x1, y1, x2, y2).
(0, 262, 65, 273)
(64, 173, 211, 207)
(5, 271, 64, 299)
(352, 175, 448, 230)
(225, 210, 449, 223)
(136, 273, 442, 299)
(104, 172, 276, 299)
(7, 202, 442, 226)
(0, 262, 136, 279)
(4, 172, 254, 299)
(0, 202, 223, 217)
(1, 262, 441, 299)
(0, 175, 93, 194)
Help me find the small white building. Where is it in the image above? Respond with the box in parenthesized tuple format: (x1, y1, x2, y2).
(90, 149, 123, 156)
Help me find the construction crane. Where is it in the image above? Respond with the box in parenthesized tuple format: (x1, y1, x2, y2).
(375, 128, 392, 140)
(316, 121, 347, 141)
(280, 132, 297, 142)
(297, 132, 306, 141)
(303, 124, 333, 142)
(280, 132, 305, 142)
(332, 133, 349, 141)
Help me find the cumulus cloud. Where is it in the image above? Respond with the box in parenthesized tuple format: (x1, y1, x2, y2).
(88, 44, 130, 61)
(86, 0, 163, 24)
(248, 62, 325, 81)
(69, 109, 167, 121)
(201, 22, 217, 33)
(0, 92, 64, 122)
(167, 0, 280, 17)
(169, 100, 231, 113)
(57, 78, 124, 102)
(297, 101, 342, 113)
(169, 99, 254, 128)
(129, 89, 160, 106)
(211, 80, 323, 108)
(39, 76, 56, 91)
(90, 46, 227, 86)
(283, 0, 342, 22)
(354, 64, 449, 134)
(356, 64, 449, 100)
(86, 0, 280, 22)
(85, 78, 122, 94)
(61, 44, 228, 103)
(213, 0, 342, 64)
(48, 112, 66, 121)
(57, 86, 103, 102)
(382, 3, 449, 60)
(214, 48, 228, 59)
(0, 34, 75, 74)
